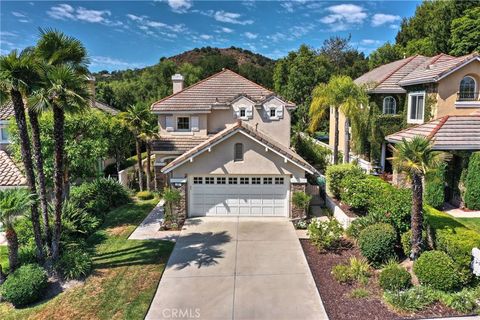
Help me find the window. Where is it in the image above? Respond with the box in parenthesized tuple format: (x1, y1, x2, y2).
(234, 143, 244, 162)
(216, 177, 226, 184)
(269, 109, 276, 117)
(275, 177, 284, 185)
(407, 92, 425, 124)
(240, 177, 249, 184)
(193, 177, 203, 184)
(205, 177, 215, 184)
(240, 109, 246, 118)
(459, 76, 477, 101)
(251, 177, 261, 184)
(228, 177, 238, 184)
(0, 126, 9, 142)
(177, 117, 190, 131)
(263, 177, 273, 184)
(383, 96, 396, 114)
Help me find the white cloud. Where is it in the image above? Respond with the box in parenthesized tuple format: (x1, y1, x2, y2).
(0, 31, 17, 37)
(47, 4, 120, 26)
(221, 27, 234, 33)
(167, 0, 192, 13)
(76, 7, 111, 23)
(47, 4, 75, 20)
(214, 11, 253, 25)
(320, 4, 367, 31)
(91, 56, 143, 69)
(199, 34, 212, 40)
(389, 24, 400, 29)
(126, 13, 187, 34)
(361, 39, 381, 45)
(244, 32, 257, 39)
(12, 11, 26, 18)
(371, 13, 401, 27)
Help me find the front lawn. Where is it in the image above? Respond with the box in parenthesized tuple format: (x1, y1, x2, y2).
(455, 218, 480, 234)
(0, 199, 174, 320)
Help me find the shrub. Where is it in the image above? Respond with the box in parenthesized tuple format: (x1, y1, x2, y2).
(349, 288, 370, 299)
(56, 247, 92, 280)
(331, 257, 371, 285)
(307, 218, 343, 251)
(325, 164, 363, 199)
(292, 134, 331, 172)
(425, 163, 446, 209)
(383, 286, 437, 312)
(136, 191, 154, 200)
(340, 175, 391, 212)
(438, 288, 479, 313)
(358, 223, 396, 266)
(465, 152, 480, 210)
(162, 187, 182, 223)
(61, 200, 101, 237)
(413, 250, 461, 292)
(332, 265, 352, 283)
(400, 229, 428, 257)
(369, 187, 412, 234)
(345, 212, 390, 240)
(379, 262, 412, 292)
(1, 264, 48, 307)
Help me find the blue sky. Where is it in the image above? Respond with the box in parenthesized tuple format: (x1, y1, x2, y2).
(1, 1, 421, 72)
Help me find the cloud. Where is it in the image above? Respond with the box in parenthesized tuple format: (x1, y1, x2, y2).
(267, 23, 314, 42)
(214, 11, 253, 25)
(390, 24, 400, 29)
(200, 34, 212, 40)
(320, 4, 367, 31)
(47, 4, 121, 26)
(361, 39, 381, 45)
(47, 4, 75, 20)
(12, 11, 26, 18)
(244, 32, 257, 39)
(126, 13, 187, 34)
(216, 27, 234, 34)
(167, 0, 192, 13)
(371, 13, 401, 27)
(90, 56, 143, 69)
(0, 31, 18, 37)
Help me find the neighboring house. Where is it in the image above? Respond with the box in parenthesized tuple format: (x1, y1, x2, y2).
(151, 69, 316, 218)
(0, 150, 26, 190)
(330, 52, 480, 170)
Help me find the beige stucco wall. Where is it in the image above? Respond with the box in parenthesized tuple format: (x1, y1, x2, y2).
(170, 132, 305, 179)
(436, 59, 480, 118)
(328, 107, 347, 154)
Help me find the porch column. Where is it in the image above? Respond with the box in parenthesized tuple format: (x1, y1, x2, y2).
(381, 142, 386, 172)
(154, 157, 167, 191)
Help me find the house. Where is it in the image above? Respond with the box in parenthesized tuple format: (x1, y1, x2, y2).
(151, 69, 316, 219)
(330, 52, 480, 169)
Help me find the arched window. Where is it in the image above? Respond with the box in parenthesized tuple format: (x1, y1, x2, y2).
(383, 96, 396, 114)
(459, 76, 476, 101)
(234, 143, 243, 161)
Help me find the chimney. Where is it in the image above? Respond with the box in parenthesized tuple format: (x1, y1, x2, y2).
(172, 74, 184, 94)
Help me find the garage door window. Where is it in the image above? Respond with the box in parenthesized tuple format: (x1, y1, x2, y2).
(275, 177, 284, 184)
(229, 177, 238, 184)
(251, 177, 261, 184)
(216, 177, 226, 184)
(263, 177, 273, 184)
(193, 177, 203, 184)
(240, 177, 249, 184)
(205, 177, 215, 184)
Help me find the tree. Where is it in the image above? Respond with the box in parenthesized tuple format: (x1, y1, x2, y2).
(450, 7, 480, 56)
(368, 43, 403, 70)
(120, 104, 150, 191)
(138, 116, 160, 191)
(0, 49, 45, 263)
(309, 75, 368, 164)
(320, 35, 369, 78)
(391, 137, 450, 259)
(0, 188, 35, 272)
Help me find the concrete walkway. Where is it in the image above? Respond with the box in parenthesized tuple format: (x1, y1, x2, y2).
(146, 217, 328, 320)
(445, 208, 480, 218)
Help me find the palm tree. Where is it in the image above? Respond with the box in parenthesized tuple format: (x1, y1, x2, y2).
(0, 189, 35, 272)
(120, 104, 150, 191)
(139, 117, 160, 191)
(0, 50, 45, 263)
(309, 75, 368, 164)
(391, 136, 450, 259)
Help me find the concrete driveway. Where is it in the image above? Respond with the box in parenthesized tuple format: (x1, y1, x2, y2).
(146, 217, 328, 320)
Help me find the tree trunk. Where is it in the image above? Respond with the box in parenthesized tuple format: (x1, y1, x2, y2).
(411, 172, 424, 260)
(146, 143, 151, 192)
(6, 227, 19, 273)
(344, 117, 350, 164)
(136, 138, 144, 191)
(333, 107, 339, 165)
(0, 264, 6, 284)
(10, 89, 45, 264)
(28, 109, 52, 255)
(51, 105, 65, 261)
(115, 149, 121, 176)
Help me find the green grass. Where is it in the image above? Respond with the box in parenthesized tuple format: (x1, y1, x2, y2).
(455, 218, 480, 234)
(0, 199, 174, 320)
(0, 246, 8, 272)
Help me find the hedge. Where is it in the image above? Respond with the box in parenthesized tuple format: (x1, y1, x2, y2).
(341, 175, 392, 213)
(325, 164, 363, 199)
(425, 163, 446, 210)
(292, 134, 331, 173)
(369, 187, 412, 234)
(464, 152, 480, 210)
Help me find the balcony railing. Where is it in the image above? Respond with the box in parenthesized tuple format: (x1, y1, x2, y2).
(457, 91, 479, 101)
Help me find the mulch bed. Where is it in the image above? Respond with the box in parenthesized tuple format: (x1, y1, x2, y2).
(301, 239, 463, 320)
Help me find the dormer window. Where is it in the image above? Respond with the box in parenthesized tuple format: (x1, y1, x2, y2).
(383, 96, 396, 114)
(177, 117, 190, 131)
(270, 109, 276, 118)
(240, 109, 246, 118)
(459, 76, 477, 101)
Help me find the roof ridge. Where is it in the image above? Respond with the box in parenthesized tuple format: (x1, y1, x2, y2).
(427, 115, 449, 140)
(435, 53, 480, 80)
(375, 54, 419, 88)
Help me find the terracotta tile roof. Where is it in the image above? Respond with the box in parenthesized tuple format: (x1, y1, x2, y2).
(152, 135, 211, 153)
(0, 150, 27, 187)
(161, 121, 317, 174)
(151, 69, 294, 112)
(355, 52, 479, 93)
(0, 102, 14, 121)
(385, 115, 480, 150)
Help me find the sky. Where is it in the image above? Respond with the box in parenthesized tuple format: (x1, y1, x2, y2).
(1, 0, 421, 72)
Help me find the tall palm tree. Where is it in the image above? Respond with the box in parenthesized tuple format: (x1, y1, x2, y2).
(30, 65, 90, 261)
(391, 136, 450, 259)
(309, 75, 368, 164)
(0, 188, 35, 272)
(139, 118, 160, 191)
(0, 50, 45, 263)
(120, 104, 150, 191)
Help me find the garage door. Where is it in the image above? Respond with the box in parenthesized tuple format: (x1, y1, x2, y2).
(189, 175, 289, 217)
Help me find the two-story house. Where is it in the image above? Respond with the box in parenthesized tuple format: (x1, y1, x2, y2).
(151, 69, 316, 218)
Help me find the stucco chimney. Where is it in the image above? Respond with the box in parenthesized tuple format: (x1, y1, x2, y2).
(172, 74, 184, 94)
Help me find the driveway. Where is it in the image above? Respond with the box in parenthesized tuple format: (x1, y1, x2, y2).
(146, 217, 328, 320)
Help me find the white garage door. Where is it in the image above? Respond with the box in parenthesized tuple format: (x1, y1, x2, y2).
(189, 175, 289, 217)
